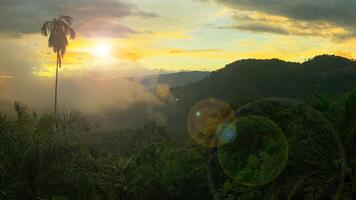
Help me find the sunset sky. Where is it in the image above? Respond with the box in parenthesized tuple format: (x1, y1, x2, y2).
(1, 0, 356, 109)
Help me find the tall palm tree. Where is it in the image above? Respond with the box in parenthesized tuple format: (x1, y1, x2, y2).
(40, 15, 75, 114)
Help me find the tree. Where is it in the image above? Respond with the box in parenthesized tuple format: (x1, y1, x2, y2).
(40, 15, 76, 114)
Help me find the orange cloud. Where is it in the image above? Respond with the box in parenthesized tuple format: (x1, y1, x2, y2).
(0, 75, 13, 79)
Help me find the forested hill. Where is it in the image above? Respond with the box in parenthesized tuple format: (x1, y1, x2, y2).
(173, 55, 356, 107)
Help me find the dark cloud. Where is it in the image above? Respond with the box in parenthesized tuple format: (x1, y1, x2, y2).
(203, 0, 356, 38)
(215, 12, 345, 38)
(0, 0, 158, 37)
(218, 23, 289, 35)
(205, 0, 355, 24)
(135, 10, 159, 18)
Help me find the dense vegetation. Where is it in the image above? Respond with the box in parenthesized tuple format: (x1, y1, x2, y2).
(1, 55, 356, 199)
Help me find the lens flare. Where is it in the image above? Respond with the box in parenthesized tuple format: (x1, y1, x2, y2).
(217, 122, 237, 145)
(217, 116, 288, 186)
(187, 98, 236, 147)
(233, 98, 345, 192)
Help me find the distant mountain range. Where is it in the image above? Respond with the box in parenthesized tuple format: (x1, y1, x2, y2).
(139, 71, 210, 88)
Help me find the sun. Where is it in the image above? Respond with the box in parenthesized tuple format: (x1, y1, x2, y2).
(93, 43, 112, 58)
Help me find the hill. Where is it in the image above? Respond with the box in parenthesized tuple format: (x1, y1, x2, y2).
(167, 55, 356, 129)
(173, 55, 356, 106)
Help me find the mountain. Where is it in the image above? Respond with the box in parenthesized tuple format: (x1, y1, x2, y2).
(166, 55, 356, 129)
(140, 71, 210, 88)
(173, 55, 356, 106)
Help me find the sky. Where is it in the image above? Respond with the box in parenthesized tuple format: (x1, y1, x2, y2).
(1, 0, 356, 110)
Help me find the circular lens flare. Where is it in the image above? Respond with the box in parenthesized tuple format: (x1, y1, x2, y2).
(217, 116, 288, 186)
(187, 98, 236, 147)
(217, 122, 237, 145)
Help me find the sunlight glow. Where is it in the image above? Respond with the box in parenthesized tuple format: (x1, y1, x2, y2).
(93, 43, 112, 58)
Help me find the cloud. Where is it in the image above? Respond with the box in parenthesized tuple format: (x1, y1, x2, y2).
(214, 11, 348, 38)
(204, 0, 356, 25)
(0, 73, 162, 113)
(218, 23, 289, 35)
(169, 48, 220, 54)
(0, 0, 158, 37)
(0, 75, 12, 79)
(77, 19, 138, 38)
(0, 39, 39, 77)
(0, 37, 170, 113)
(203, 0, 356, 38)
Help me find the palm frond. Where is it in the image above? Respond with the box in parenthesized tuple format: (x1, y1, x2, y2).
(40, 15, 75, 57)
(67, 26, 76, 39)
(13, 102, 29, 121)
(40, 21, 52, 36)
(59, 15, 73, 25)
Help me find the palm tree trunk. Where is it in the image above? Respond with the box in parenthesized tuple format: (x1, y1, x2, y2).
(55, 52, 60, 114)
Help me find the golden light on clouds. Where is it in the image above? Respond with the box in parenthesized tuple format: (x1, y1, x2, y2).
(2, 0, 356, 112)
(229, 10, 349, 38)
(32, 27, 356, 78)
(11, 0, 354, 81)
(0, 75, 13, 79)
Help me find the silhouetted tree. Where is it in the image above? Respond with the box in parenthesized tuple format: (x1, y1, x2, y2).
(40, 15, 75, 114)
